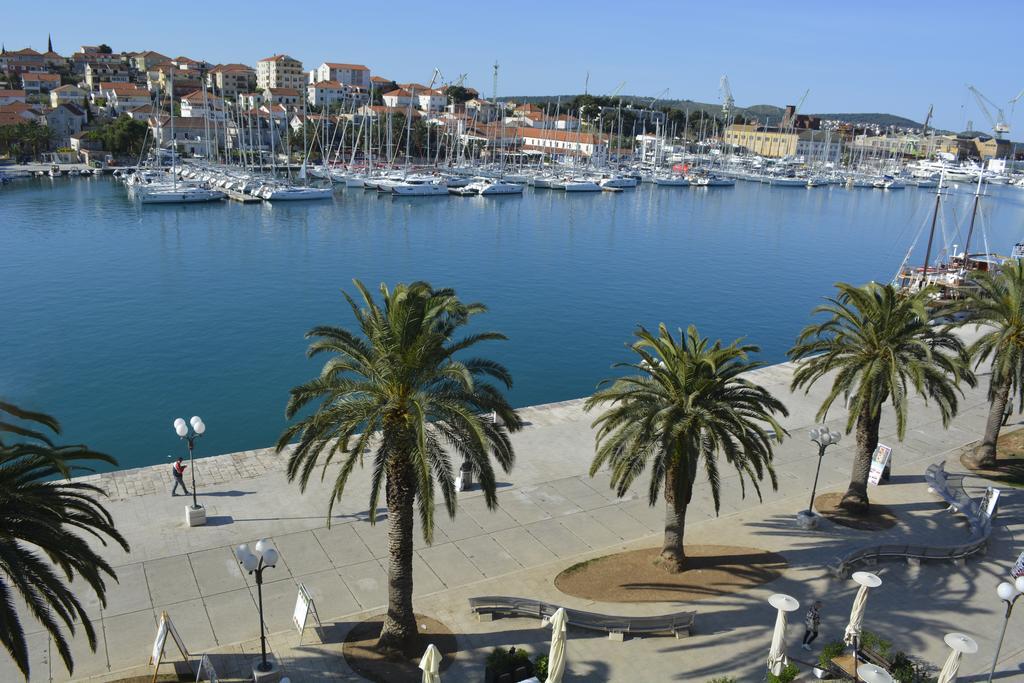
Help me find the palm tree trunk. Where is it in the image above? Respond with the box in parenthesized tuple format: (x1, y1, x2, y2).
(377, 458, 417, 652)
(658, 465, 692, 573)
(841, 406, 879, 514)
(964, 379, 1009, 470)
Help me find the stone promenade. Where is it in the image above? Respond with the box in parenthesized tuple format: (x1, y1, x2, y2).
(5, 333, 1023, 682)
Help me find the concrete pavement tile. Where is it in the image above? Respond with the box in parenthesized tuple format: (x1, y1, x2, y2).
(454, 535, 522, 578)
(100, 609, 158, 671)
(459, 495, 520, 533)
(337, 559, 386, 610)
(153, 597, 217, 654)
(254, 576, 301, 634)
(432, 509, 485, 542)
(189, 546, 248, 596)
(145, 554, 201, 606)
(523, 518, 591, 557)
(413, 515, 450, 549)
(616, 498, 664, 532)
(498, 489, 551, 525)
(557, 511, 623, 549)
(352, 521, 389, 559)
(586, 504, 655, 540)
(202, 587, 259, 646)
(417, 542, 486, 588)
(104, 561, 151, 607)
(313, 523, 375, 567)
(61, 619, 109, 680)
(272, 530, 334, 575)
(410, 553, 446, 596)
(490, 527, 558, 568)
(294, 569, 361, 623)
(520, 483, 582, 517)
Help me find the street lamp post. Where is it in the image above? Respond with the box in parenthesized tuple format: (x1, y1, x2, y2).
(987, 576, 1024, 682)
(173, 416, 206, 526)
(236, 539, 280, 681)
(798, 425, 841, 528)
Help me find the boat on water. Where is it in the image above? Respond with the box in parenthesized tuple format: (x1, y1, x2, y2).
(872, 176, 906, 190)
(391, 176, 448, 196)
(139, 186, 225, 204)
(560, 177, 601, 192)
(653, 174, 689, 187)
(766, 176, 806, 187)
(451, 178, 524, 196)
(598, 175, 638, 189)
(260, 185, 333, 201)
(689, 174, 735, 187)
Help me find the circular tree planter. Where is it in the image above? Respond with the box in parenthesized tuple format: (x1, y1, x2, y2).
(814, 492, 898, 531)
(555, 545, 786, 603)
(343, 613, 458, 683)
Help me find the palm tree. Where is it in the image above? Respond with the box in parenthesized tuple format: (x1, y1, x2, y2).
(0, 401, 129, 679)
(789, 282, 974, 513)
(950, 260, 1024, 469)
(277, 281, 522, 651)
(586, 325, 787, 573)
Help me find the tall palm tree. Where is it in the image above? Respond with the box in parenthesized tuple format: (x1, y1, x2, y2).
(951, 260, 1024, 469)
(0, 401, 129, 679)
(789, 282, 974, 513)
(586, 325, 787, 573)
(277, 281, 522, 651)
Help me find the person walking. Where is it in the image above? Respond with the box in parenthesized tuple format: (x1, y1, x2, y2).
(802, 600, 822, 650)
(171, 457, 189, 496)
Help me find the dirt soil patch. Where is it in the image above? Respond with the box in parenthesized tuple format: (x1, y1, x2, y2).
(554, 545, 786, 603)
(978, 428, 1024, 488)
(343, 613, 458, 683)
(814, 492, 898, 531)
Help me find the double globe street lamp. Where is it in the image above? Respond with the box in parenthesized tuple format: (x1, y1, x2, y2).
(797, 425, 842, 528)
(235, 540, 280, 681)
(988, 575, 1024, 682)
(173, 415, 206, 526)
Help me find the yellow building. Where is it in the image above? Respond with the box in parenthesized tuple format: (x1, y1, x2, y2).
(723, 124, 797, 157)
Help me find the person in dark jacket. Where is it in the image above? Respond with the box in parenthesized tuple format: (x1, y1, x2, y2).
(171, 457, 189, 496)
(802, 600, 823, 650)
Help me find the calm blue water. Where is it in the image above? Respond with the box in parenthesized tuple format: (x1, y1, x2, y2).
(2, 177, 1023, 472)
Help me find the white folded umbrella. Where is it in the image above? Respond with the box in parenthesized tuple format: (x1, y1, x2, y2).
(844, 572, 881, 646)
(767, 608, 789, 675)
(419, 642, 441, 683)
(546, 607, 568, 683)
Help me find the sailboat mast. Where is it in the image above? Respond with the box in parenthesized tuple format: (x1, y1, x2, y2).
(961, 172, 985, 264)
(919, 173, 944, 289)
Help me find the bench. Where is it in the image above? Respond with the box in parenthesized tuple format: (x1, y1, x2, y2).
(468, 596, 696, 640)
(829, 461, 998, 578)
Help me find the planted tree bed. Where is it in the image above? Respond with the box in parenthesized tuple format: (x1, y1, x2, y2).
(554, 545, 786, 602)
(978, 428, 1024, 488)
(343, 613, 458, 683)
(813, 492, 898, 531)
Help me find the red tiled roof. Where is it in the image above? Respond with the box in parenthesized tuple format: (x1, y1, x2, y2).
(310, 80, 342, 89)
(259, 54, 297, 63)
(0, 90, 27, 97)
(23, 73, 61, 81)
(267, 88, 300, 96)
(323, 62, 368, 70)
(0, 112, 26, 126)
(383, 89, 412, 98)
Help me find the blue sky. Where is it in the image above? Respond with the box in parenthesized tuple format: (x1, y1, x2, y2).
(4, 0, 1020, 132)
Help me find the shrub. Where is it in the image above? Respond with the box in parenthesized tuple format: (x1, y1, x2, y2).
(534, 654, 549, 681)
(486, 647, 532, 676)
(819, 640, 845, 669)
(859, 629, 893, 659)
(767, 662, 799, 683)
(890, 652, 937, 683)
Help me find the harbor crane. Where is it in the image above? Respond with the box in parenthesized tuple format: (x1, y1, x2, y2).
(966, 84, 1011, 139)
(719, 75, 734, 124)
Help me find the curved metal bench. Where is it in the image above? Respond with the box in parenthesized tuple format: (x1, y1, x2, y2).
(829, 461, 998, 578)
(468, 596, 696, 640)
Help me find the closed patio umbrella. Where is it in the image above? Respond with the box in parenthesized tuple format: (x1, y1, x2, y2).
(419, 643, 441, 683)
(767, 594, 799, 675)
(545, 607, 568, 683)
(844, 571, 882, 646)
(937, 632, 978, 683)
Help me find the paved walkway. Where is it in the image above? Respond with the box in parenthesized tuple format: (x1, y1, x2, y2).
(5, 335, 1023, 682)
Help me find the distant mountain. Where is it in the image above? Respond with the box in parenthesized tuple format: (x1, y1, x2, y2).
(811, 113, 924, 128)
(501, 94, 925, 129)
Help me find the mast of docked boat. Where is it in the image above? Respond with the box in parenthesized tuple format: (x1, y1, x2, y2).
(919, 172, 944, 289)
(959, 170, 986, 271)
(169, 66, 177, 190)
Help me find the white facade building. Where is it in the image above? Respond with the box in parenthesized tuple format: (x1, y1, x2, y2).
(312, 62, 370, 87)
(256, 54, 304, 92)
